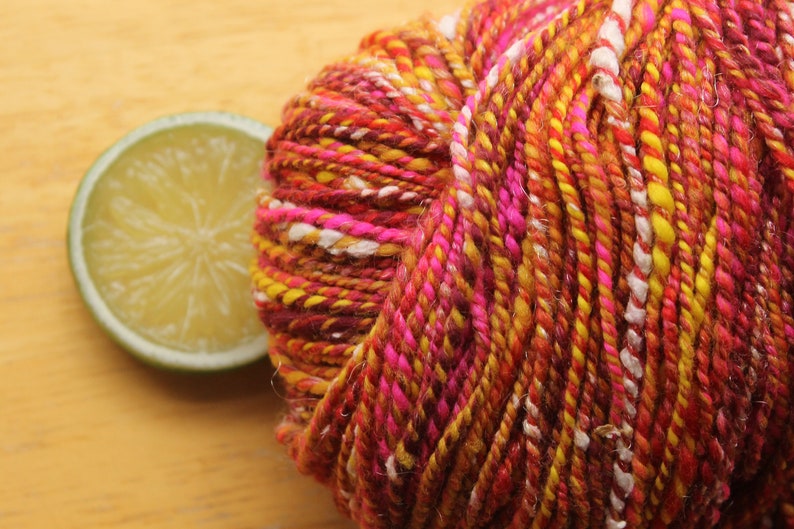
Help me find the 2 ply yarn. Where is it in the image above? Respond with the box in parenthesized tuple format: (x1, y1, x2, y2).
(251, 0, 794, 527)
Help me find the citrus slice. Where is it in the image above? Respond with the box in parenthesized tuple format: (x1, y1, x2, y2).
(68, 112, 271, 371)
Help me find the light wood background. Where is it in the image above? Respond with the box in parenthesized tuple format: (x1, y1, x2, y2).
(0, 1, 460, 527)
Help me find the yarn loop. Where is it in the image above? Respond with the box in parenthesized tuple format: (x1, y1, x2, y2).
(252, 0, 794, 527)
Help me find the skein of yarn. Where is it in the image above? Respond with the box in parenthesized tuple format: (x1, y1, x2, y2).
(251, 0, 794, 527)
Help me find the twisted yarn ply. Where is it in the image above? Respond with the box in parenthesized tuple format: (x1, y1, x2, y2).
(251, 0, 794, 527)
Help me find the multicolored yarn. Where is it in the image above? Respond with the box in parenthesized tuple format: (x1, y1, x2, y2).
(251, 0, 794, 527)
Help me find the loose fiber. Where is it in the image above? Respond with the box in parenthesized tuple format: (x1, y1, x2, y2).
(251, 0, 794, 527)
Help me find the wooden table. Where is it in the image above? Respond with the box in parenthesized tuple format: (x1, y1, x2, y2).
(0, 1, 460, 527)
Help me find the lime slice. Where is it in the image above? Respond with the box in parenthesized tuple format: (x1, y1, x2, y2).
(68, 112, 271, 371)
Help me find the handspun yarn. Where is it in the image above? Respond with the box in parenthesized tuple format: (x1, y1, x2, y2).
(251, 0, 794, 527)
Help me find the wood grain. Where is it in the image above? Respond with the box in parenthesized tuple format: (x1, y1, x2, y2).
(0, 1, 460, 527)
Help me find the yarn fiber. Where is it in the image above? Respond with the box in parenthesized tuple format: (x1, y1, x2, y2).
(251, 0, 794, 527)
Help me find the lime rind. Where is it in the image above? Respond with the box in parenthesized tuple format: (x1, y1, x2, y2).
(67, 111, 272, 371)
